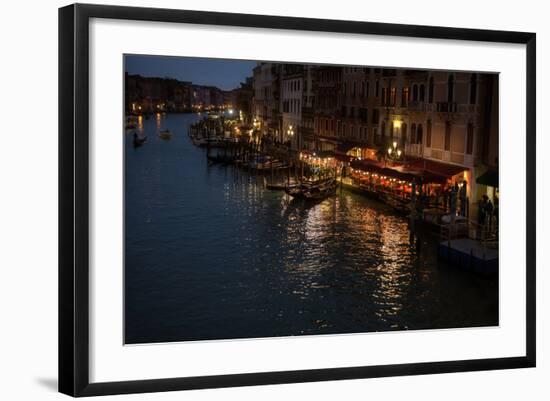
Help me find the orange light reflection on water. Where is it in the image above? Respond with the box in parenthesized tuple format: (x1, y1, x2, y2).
(278, 192, 416, 325)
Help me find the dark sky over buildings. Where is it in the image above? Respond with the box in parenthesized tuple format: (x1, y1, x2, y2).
(125, 55, 256, 90)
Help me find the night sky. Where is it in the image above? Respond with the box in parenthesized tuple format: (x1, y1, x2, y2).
(125, 55, 257, 91)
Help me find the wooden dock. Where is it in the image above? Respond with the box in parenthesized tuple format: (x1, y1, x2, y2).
(438, 238, 498, 275)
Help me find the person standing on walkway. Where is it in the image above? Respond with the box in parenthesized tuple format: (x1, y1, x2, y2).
(485, 197, 494, 231)
(450, 185, 457, 224)
(479, 195, 488, 226)
(459, 180, 467, 217)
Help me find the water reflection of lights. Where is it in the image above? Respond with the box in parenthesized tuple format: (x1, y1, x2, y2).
(155, 112, 162, 129)
(218, 173, 423, 326)
(126, 113, 498, 342)
(137, 115, 143, 133)
(277, 190, 418, 322)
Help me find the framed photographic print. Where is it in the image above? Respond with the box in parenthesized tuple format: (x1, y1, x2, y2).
(58, 3, 536, 397)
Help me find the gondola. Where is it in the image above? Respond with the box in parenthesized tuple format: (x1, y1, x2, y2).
(132, 134, 147, 147)
(207, 154, 236, 164)
(285, 178, 337, 201)
(159, 129, 172, 139)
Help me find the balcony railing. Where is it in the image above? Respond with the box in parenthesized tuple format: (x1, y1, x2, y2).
(406, 143, 424, 156)
(436, 102, 458, 113)
(408, 101, 426, 112)
(457, 104, 478, 113)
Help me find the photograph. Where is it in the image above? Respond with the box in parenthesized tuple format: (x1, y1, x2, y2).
(123, 55, 500, 344)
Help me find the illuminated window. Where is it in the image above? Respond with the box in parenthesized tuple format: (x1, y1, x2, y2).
(402, 87, 409, 106)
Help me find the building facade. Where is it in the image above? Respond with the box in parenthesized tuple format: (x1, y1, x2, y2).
(250, 64, 498, 211)
(252, 63, 281, 140)
(280, 64, 304, 149)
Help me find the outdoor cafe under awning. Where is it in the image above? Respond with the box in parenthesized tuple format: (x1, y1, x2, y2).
(407, 158, 466, 178)
(476, 169, 499, 188)
(405, 158, 467, 184)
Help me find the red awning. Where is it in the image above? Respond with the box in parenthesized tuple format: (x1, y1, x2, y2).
(351, 158, 466, 184)
(335, 154, 352, 163)
(406, 158, 467, 179)
(379, 167, 419, 182)
(336, 141, 361, 154)
(315, 135, 340, 144)
(350, 159, 383, 173)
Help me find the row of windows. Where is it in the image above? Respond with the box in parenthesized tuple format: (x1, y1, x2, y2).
(343, 67, 371, 74)
(339, 74, 478, 106)
(255, 86, 272, 98)
(284, 79, 301, 93)
(340, 106, 379, 124)
(343, 81, 378, 97)
(318, 70, 340, 84)
(313, 118, 474, 155)
(377, 120, 474, 154)
(282, 99, 301, 114)
(315, 119, 371, 141)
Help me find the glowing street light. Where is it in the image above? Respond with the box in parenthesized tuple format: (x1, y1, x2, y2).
(287, 125, 294, 137)
(387, 142, 403, 160)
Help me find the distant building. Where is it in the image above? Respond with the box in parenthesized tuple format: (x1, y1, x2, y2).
(252, 63, 281, 140)
(230, 77, 254, 123)
(125, 73, 194, 113)
(125, 74, 231, 113)
(300, 65, 316, 151)
(280, 64, 304, 148)
(312, 66, 342, 152)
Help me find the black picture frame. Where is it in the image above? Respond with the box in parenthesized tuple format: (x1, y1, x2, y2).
(59, 3, 536, 397)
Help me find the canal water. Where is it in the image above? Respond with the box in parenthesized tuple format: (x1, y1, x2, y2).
(125, 113, 498, 344)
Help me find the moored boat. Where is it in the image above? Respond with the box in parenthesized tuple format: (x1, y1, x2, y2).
(192, 136, 209, 146)
(285, 178, 337, 201)
(132, 133, 147, 147)
(207, 154, 236, 164)
(159, 129, 172, 139)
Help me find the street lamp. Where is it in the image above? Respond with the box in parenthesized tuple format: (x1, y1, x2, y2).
(387, 140, 403, 160)
(286, 125, 294, 138)
(285, 125, 295, 185)
(286, 125, 294, 147)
